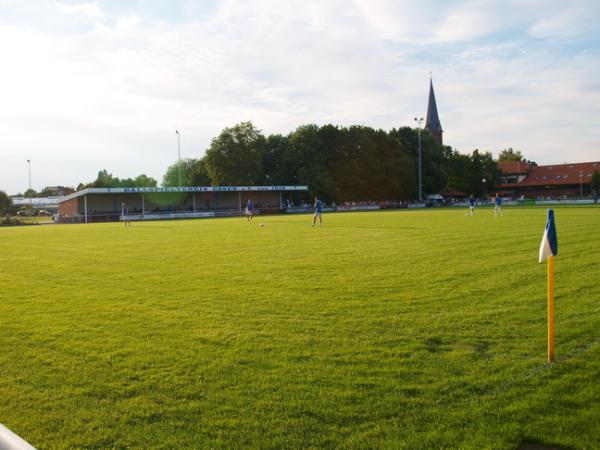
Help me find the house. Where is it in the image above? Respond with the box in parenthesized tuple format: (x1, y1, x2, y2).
(497, 161, 599, 199)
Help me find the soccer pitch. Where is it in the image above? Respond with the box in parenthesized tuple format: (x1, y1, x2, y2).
(1, 207, 599, 449)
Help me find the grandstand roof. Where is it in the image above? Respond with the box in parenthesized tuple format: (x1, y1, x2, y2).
(60, 186, 308, 203)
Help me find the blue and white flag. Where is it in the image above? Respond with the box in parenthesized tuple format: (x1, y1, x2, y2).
(539, 209, 558, 263)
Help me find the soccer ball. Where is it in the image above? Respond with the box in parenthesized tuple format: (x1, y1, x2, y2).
(259, 223, 265, 227)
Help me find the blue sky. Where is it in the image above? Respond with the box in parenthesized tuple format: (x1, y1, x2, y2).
(1, 0, 599, 194)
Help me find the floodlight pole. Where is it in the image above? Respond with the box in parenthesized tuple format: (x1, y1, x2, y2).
(27, 159, 32, 207)
(176, 130, 182, 187)
(414, 118, 424, 203)
(579, 171, 583, 198)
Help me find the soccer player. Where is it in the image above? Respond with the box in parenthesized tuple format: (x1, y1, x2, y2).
(245, 199, 254, 222)
(312, 196, 323, 226)
(121, 201, 130, 226)
(494, 193, 503, 217)
(466, 195, 475, 216)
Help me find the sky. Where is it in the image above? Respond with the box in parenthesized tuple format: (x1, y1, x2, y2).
(1, 0, 599, 194)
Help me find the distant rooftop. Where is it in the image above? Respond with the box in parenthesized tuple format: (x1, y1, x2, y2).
(11, 196, 63, 208)
(498, 161, 600, 187)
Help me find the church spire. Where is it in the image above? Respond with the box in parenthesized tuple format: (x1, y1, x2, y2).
(425, 76, 443, 146)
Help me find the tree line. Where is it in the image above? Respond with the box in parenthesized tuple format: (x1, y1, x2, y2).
(14, 122, 547, 203)
(161, 121, 502, 202)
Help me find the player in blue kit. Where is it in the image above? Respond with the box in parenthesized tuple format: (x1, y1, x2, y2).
(466, 195, 475, 216)
(494, 193, 503, 217)
(245, 199, 254, 222)
(121, 201, 131, 226)
(312, 196, 323, 226)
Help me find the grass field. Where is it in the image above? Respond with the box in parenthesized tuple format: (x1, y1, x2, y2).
(1, 206, 599, 449)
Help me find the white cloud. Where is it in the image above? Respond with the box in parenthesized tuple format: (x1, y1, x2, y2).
(54, 1, 103, 25)
(0, 0, 599, 193)
(529, 3, 600, 38)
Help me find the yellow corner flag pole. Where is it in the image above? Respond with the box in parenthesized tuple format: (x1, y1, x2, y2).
(540, 208, 557, 363)
(547, 255, 555, 363)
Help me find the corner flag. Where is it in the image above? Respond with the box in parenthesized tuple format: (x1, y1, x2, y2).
(539, 209, 558, 263)
(539, 209, 558, 362)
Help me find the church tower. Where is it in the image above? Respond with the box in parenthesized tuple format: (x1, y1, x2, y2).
(425, 77, 443, 146)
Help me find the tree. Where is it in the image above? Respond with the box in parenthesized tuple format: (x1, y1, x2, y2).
(0, 190, 11, 215)
(23, 188, 37, 198)
(131, 174, 158, 187)
(78, 170, 158, 190)
(498, 148, 524, 162)
(443, 148, 472, 194)
(480, 151, 501, 196)
(262, 134, 292, 185)
(77, 169, 122, 189)
(420, 130, 447, 195)
(287, 124, 332, 199)
(204, 122, 267, 185)
(162, 158, 199, 187)
(591, 170, 600, 194)
(38, 186, 75, 197)
(189, 159, 212, 186)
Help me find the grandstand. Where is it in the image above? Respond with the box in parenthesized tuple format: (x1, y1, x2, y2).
(57, 186, 308, 223)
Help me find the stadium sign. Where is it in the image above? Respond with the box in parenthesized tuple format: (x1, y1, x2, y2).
(114, 186, 306, 193)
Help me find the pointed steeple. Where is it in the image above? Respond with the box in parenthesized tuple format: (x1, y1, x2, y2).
(425, 76, 443, 146)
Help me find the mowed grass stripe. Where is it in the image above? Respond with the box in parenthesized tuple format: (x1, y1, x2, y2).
(0, 206, 599, 449)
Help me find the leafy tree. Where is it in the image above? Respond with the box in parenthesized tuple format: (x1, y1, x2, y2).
(192, 121, 505, 202)
(388, 126, 446, 200)
(94, 169, 121, 188)
(287, 124, 333, 199)
(38, 186, 74, 197)
(443, 147, 472, 194)
(480, 151, 501, 196)
(78, 170, 158, 190)
(0, 190, 11, 215)
(498, 148, 524, 162)
(204, 122, 267, 185)
(190, 159, 212, 186)
(420, 130, 447, 195)
(263, 134, 293, 185)
(591, 170, 600, 194)
(39, 187, 55, 197)
(389, 127, 418, 199)
(127, 174, 157, 188)
(498, 148, 537, 166)
(465, 149, 500, 197)
(162, 158, 199, 187)
(23, 188, 37, 198)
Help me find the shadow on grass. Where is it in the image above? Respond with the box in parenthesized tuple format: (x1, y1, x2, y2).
(270, 220, 423, 231)
(122, 224, 173, 229)
(518, 440, 577, 450)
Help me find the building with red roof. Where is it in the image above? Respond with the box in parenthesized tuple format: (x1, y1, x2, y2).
(498, 161, 600, 198)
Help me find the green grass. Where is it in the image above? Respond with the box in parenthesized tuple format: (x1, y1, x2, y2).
(4, 215, 54, 225)
(1, 207, 599, 449)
